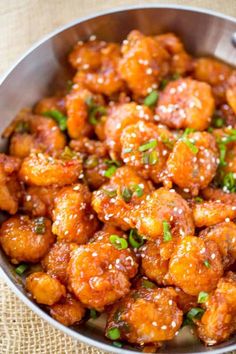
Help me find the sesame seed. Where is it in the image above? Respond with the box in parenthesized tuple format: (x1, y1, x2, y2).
(161, 325, 167, 330)
(171, 321, 177, 328)
(225, 217, 230, 222)
(183, 188, 190, 193)
(89, 35, 96, 41)
(82, 64, 89, 70)
(211, 253, 216, 260)
(97, 77, 104, 84)
(73, 185, 80, 191)
(152, 321, 158, 327)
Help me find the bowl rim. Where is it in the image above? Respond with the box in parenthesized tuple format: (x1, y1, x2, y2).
(1, 3, 236, 354)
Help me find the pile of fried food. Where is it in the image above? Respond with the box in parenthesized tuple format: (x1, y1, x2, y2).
(1, 30, 236, 351)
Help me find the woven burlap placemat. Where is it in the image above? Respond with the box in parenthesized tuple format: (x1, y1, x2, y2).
(1, 0, 236, 353)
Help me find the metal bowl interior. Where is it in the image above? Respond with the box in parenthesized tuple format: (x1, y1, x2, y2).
(0, 5, 236, 354)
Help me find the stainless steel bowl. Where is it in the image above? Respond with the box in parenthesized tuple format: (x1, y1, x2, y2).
(0, 5, 236, 354)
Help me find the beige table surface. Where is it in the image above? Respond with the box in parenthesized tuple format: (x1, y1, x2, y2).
(1, 0, 236, 353)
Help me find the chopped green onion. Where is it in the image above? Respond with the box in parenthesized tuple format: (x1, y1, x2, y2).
(61, 146, 77, 160)
(107, 327, 121, 340)
(221, 135, 236, 144)
(195, 196, 203, 203)
(198, 291, 209, 303)
(218, 143, 227, 166)
(142, 279, 156, 289)
(142, 152, 150, 165)
(139, 139, 157, 152)
(84, 155, 99, 169)
(204, 260, 211, 268)
(160, 79, 168, 90)
(161, 137, 174, 150)
(15, 264, 28, 275)
(43, 110, 67, 131)
(148, 150, 159, 165)
(186, 307, 205, 322)
(213, 116, 224, 128)
(163, 220, 172, 242)
(66, 80, 73, 92)
(144, 91, 159, 107)
(90, 309, 99, 319)
(182, 128, 195, 138)
(34, 217, 46, 234)
(171, 73, 180, 80)
(121, 187, 133, 203)
(15, 121, 30, 134)
(181, 129, 198, 154)
(104, 165, 117, 178)
(113, 341, 123, 348)
(222, 172, 236, 192)
(104, 159, 120, 167)
(128, 229, 144, 248)
(207, 127, 214, 133)
(102, 189, 117, 198)
(109, 235, 128, 250)
(86, 97, 107, 125)
(183, 139, 198, 154)
(123, 147, 133, 154)
(131, 184, 144, 198)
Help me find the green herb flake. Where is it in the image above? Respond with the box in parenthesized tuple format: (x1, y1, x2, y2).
(171, 73, 180, 81)
(84, 156, 99, 169)
(222, 172, 236, 192)
(161, 137, 174, 150)
(121, 187, 133, 203)
(109, 235, 128, 250)
(112, 341, 123, 348)
(213, 116, 224, 128)
(144, 91, 159, 107)
(198, 291, 209, 303)
(15, 264, 28, 276)
(148, 150, 159, 165)
(90, 309, 99, 319)
(66, 80, 73, 92)
(182, 128, 195, 137)
(43, 110, 67, 131)
(102, 189, 117, 198)
(183, 139, 198, 154)
(15, 121, 30, 134)
(218, 143, 227, 166)
(204, 260, 211, 268)
(86, 97, 107, 125)
(163, 220, 172, 242)
(160, 79, 168, 90)
(139, 139, 157, 152)
(61, 146, 77, 160)
(34, 217, 46, 234)
(142, 279, 156, 289)
(107, 327, 121, 340)
(131, 184, 144, 198)
(128, 229, 144, 249)
(104, 159, 120, 167)
(194, 196, 203, 203)
(186, 307, 205, 322)
(104, 165, 117, 178)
